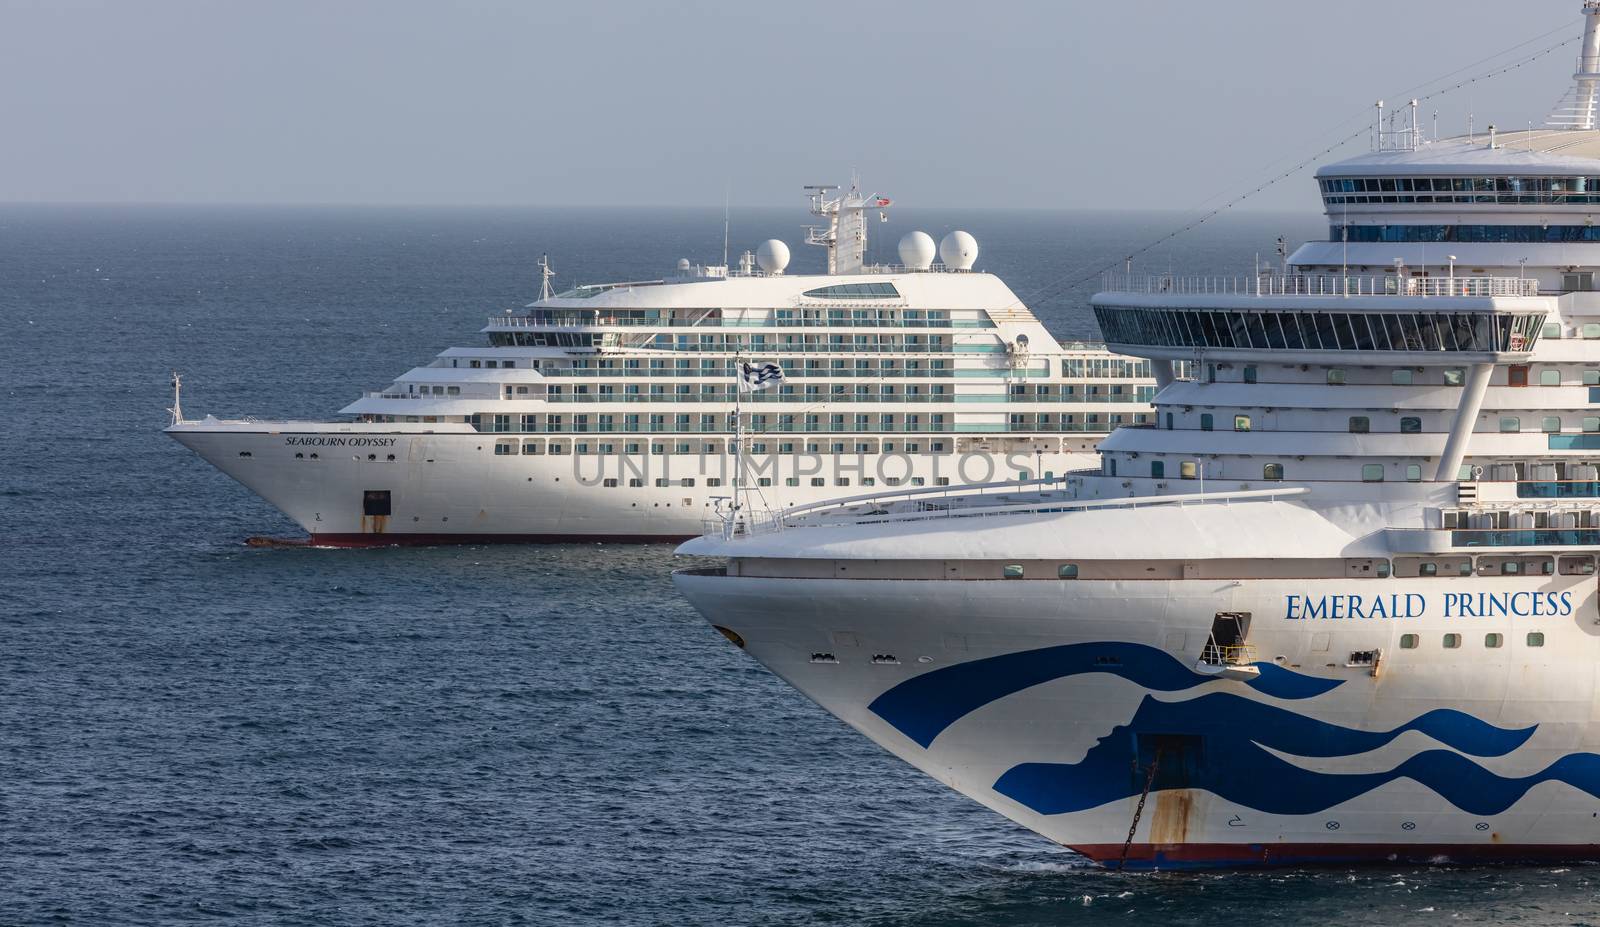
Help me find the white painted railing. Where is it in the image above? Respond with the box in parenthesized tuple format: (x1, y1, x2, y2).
(1100, 273, 1540, 298)
(703, 481, 1311, 539)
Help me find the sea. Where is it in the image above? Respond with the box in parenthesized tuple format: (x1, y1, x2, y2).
(6, 203, 1600, 925)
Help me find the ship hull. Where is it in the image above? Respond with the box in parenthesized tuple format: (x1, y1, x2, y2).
(168, 426, 1098, 544)
(672, 570, 1600, 868)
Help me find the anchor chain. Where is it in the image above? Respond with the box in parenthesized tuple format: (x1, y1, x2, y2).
(1117, 747, 1163, 871)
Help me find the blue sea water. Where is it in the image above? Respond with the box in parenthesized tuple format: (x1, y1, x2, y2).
(6, 202, 1600, 925)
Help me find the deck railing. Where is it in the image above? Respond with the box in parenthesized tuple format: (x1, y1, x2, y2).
(704, 482, 1310, 539)
(1099, 272, 1540, 299)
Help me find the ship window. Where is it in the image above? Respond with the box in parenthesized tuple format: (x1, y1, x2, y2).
(602, 478, 618, 488)
(447, 386, 460, 395)
(681, 478, 695, 487)
(1180, 461, 1198, 479)
(811, 478, 825, 486)
(1508, 365, 1529, 387)
(1151, 461, 1165, 479)
(1263, 463, 1283, 480)
(1442, 633, 1461, 649)
(1361, 464, 1385, 482)
(786, 478, 799, 487)
(1399, 633, 1419, 649)
(1327, 368, 1346, 385)
(362, 490, 391, 517)
(758, 478, 772, 487)
(1348, 416, 1370, 433)
(1003, 564, 1024, 579)
(1400, 417, 1422, 433)
(1544, 416, 1563, 433)
(494, 443, 515, 455)
(1503, 560, 1522, 575)
(1541, 369, 1561, 386)
(1485, 632, 1504, 648)
(1234, 415, 1251, 431)
(1527, 631, 1546, 647)
(1419, 562, 1438, 576)
(1391, 369, 1413, 385)
(1587, 324, 1600, 339)
(629, 478, 644, 488)
(1588, 370, 1600, 386)
(1443, 368, 1465, 386)
(1500, 417, 1521, 432)
(1243, 365, 1257, 383)
(1561, 556, 1597, 574)
(1406, 464, 1422, 481)
(706, 478, 722, 487)
(1200, 414, 1213, 431)
(1058, 564, 1079, 579)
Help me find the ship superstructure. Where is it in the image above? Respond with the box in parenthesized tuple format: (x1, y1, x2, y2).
(674, 4, 1600, 868)
(166, 185, 1156, 544)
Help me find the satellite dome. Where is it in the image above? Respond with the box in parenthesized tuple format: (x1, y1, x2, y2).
(939, 231, 978, 270)
(756, 239, 790, 275)
(677, 258, 692, 271)
(898, 231, 936, 270)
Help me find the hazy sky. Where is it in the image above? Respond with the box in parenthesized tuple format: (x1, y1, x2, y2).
(0, 0, 1588, 210)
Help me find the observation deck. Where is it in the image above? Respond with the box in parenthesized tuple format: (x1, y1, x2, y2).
(1091, 273, 1548, 365)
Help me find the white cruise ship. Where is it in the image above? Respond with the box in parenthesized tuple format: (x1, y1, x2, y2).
(675, 3, 1600, 868)
(166, 186, 1156, 545)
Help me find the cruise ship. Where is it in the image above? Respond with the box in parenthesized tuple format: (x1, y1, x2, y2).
(166, 186, 1156, 544)
(674, 3, 1600, 868)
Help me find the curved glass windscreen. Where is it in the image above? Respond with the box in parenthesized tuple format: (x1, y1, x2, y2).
(801, 283, 901, 299)
(1094, 306, 1544, 353)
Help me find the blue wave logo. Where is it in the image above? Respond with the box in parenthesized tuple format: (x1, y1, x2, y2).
(867, 641, 1341, 749)
(867, 641, 1591, 818)
(993, 691, 1554, 816)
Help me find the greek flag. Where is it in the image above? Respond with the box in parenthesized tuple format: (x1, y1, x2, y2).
(738, 361, 785, 393)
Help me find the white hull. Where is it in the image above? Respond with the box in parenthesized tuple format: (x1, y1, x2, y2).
(674, 566, 1600, 867)
(169, 425, 1100, 543)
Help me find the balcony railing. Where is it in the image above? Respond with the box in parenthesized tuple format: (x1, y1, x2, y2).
(1099, 272, 1540, 299)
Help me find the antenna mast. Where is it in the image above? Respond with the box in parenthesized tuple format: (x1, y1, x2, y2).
(168, 372, 185, 426)
(1548, 1, 1600, 130)
(537, 254, 555, 301)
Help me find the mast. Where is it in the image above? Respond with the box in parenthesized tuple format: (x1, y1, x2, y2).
(804, 181, 890, 274)
(537, 254, 555, 301)
(1548, 1, 1600, 130)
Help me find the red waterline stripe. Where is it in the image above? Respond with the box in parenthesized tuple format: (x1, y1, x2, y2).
(277, 532, 699, 548)
(1071, 841, 1600, 870)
